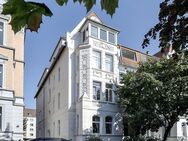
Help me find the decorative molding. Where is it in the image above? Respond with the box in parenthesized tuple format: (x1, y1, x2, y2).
(93, 40, 114, 51)
(105, 73, 114, 80)
(79, 48, 90, 98)
(93, 70, 102, 78)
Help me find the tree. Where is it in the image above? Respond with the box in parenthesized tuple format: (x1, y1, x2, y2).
(2, 0, 118, 33)
(117, 55, 188, 141)
(142, 0, 188, 53)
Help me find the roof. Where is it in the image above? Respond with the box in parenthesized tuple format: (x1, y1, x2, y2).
(79, 12, 120, 33)
(118, 44, 153, 57)
(24, 108, 36, 117)
(34, 39, 66, 98)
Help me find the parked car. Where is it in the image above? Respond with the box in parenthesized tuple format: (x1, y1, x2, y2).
(30, 138, 71, 141)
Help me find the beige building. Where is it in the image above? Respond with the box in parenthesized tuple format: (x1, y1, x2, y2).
(23, 108, 36, 140)
(0, 1, 25, 141)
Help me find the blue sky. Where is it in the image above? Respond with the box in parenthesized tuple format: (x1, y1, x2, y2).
(24, 0, 162, 108)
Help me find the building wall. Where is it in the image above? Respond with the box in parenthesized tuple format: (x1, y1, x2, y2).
(0, 2, 24, 140)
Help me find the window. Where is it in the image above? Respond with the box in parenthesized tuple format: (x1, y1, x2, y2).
(83, 27, 88, 42)
(92, 51, 101, 69)
(93, 81, 101, 100)
(0, 107, 2, 130)
(58, 67, 60, 82)
(105, 116, 112, 134)
(92, 116, 100, 133)
(122, 50, 137, 61)
(108, 32, 115, 44)
(105, 84, 113, 102)
(0, 22, 4, 45)
(30, 123, 34, 126)
(58, 120, 60, 136)
(105, 54, 113, 72)
(0, 64, 3, 88)
(58, 92, 60, 109)
(100, 29, 107, 41)
(91, 25, 98, 38)
(48, 89, 51, 103)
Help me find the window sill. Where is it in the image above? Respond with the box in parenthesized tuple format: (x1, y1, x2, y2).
(92, 100, 116, 105)
(92, 68, 114, 74)
(90, 36, 116, 46)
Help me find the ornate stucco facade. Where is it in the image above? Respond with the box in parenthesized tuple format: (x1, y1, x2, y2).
(35, 12, 185, 141)
(0, 1, 25, 141)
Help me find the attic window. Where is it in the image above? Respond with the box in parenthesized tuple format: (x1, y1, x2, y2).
(122, 50, 137, 61)
(91, 25, 98, 38)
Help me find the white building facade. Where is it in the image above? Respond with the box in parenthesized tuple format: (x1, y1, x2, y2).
(35, 12, 187, 141)
(23, 108, 36, 140)
(35, 12, 122, 141)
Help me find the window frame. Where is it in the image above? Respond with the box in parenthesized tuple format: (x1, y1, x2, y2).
(108, 32, 115, 44)
(0, 63, 4, 88)
(91, 25, 98, 38)
(105, 84, 113, 102)
(105, 116, 113, 134)
(100, 29, 107, 41)
(93, 81, 101, 101)
(105, 54, 113, 72)
(0, 21, 4, 46)
(122, 50, 137, 61)
(92, 50, 101, 69)
(92, 115, 100, 134)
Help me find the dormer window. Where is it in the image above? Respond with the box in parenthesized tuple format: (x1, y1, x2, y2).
(91, 25, 98, 38)
(122, 50, 137, 61)
(100, 29, 107, 41)
(108, 32, 115, 44)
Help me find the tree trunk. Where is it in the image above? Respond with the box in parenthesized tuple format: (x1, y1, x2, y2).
(163, 125, 173, 141)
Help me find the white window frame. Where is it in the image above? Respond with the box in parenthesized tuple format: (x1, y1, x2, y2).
(105, 83, 113, 102)
(93, 81, 101, 100)
(92, 115, 100, 134)
(92, 50, 101, 69)
(100, 29, 107, 41)
(108, 32, 115, 44)
(91, 25, 98, 38)
(105, 54, 113, 72)
(105, 116, 113, 134)
(0, 17, 8, 46)
(0, 60, 5, 89)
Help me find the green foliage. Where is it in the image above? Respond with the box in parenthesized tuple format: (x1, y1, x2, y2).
(142, 0, 188, 52)
(85, 136, 102, 141)
(117, 55, 188, 141)
(2, 0, 53, 33)
(2, 0, 119, 33)
(124, 136, 161, 141)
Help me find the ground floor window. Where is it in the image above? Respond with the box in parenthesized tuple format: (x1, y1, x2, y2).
(92, 116, 100, 133)
(105, 116, 112, 134)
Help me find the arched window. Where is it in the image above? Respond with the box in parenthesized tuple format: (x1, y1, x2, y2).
(92, 116, 100, 133)
(105, 116, 112, 134)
